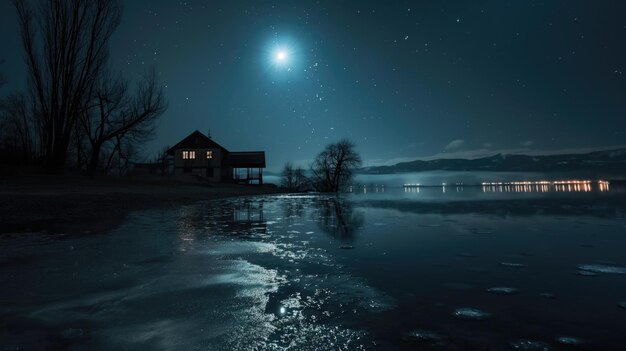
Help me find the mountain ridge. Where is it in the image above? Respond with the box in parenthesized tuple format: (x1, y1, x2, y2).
(359, 148, 626, 174)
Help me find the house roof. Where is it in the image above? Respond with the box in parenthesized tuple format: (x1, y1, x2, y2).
(166, 130, 228, 155)
(166, 130, 266, 168)
(225, 151, 266, 168)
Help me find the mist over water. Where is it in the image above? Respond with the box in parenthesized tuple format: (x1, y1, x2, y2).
(2, 188, 626, 350)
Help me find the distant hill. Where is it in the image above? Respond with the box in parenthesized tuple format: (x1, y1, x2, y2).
(360, 149, 626, 174)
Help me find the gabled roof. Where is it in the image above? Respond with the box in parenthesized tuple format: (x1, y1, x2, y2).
(225, 151, 266, 168)
(166, 130, 228, 155)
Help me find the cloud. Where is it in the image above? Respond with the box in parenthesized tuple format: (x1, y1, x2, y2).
(520, 140, 534, 147)
(483, 143, 493, 148)
(444, 139, 465, 151)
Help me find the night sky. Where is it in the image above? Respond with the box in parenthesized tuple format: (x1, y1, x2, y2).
(1, 1, 625, 170)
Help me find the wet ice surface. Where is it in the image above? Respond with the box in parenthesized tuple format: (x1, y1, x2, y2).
(510, 339, 551, 350)
(487, 287, 520, 295)
(556, 336, 584, 345)
(2, 192, 626, 350)
(577, 264, 626, 274)
(452, 307, 492, 320)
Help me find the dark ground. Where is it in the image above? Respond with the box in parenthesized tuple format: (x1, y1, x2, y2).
(0, 174, 283, 236)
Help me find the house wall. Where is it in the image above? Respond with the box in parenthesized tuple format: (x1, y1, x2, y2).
(172, 148, 224, 181)
(221, 166, 233, 181)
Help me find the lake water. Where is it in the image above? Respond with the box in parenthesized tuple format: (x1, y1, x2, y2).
(2, 187, 626, 350)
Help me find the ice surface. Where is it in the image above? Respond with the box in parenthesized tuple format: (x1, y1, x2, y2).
(577, 264, 626, 274)
(510, 339, 551, 350)
(576, 270, 598, 276)
(444, 282, 473, 290)
(486, 286, 519, 295)
(61, 328, 84, 340)
(452, 307, 491, 320)
(409, 329, 444, 341)
(3, 192, 626, 350)
(556, 336, 583, 345)
(501, 262, 526, 267)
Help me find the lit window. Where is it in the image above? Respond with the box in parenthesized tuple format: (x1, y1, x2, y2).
(182, 151, 189, 159)
(182, 151, 196, 159)
(190, 151, 195, 159)
(207, 150, 213, 159)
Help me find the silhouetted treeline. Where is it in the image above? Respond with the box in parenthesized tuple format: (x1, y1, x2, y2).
(0, 0, 166, 174)
(281, 139, 362, 192)
(280, 161, 308, 191)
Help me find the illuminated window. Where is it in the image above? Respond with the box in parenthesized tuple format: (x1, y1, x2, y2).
(206, 150, 213, 159)
(182, 151, 196, 159)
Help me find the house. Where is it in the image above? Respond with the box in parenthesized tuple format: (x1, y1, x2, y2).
(166, 130, 265, 184)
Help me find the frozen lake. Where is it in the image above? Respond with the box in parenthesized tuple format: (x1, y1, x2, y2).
(2, 188, 626, 350)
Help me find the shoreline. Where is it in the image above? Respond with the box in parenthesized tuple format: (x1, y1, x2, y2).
(0, 175, 284, 236)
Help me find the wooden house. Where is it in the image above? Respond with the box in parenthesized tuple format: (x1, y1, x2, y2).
(166, 130, 265, 184)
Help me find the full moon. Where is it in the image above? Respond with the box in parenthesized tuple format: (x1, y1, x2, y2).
(266, 41, 296, 70)
(276, 50, 287, 62)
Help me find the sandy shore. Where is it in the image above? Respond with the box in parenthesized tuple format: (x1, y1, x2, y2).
(0, 175, 283, 236)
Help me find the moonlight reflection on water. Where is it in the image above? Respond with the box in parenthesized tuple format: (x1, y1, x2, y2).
(2, 192, 626, 350)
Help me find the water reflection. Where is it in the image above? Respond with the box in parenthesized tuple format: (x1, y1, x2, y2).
(280, 197, 306, 219)
(481, 180, 609, 193)
(348, 184, 385, 194)
(3, 193, 626, 350)
(312, 197, 364, 241)
(177, 199, 268, 241)
(599, 180, 610, 192)
(397, 180, 612, 193)
(233, 200, 265, 224)
(177, 196, 365, 243)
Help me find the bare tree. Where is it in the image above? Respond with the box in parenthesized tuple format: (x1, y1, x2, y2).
(0, 58, 6, 89)
(153, 144, 171, 175)
(79, 69, 166, 172)
(293, 167, 308, 190)
(281, 161, 295, 189)
(105, 133, 138, 175)
(0, 92, 35, 162)
(13, 0, 122, 169)
(310, 139, 362, 192)
(153, 145, 169, 162)
(281, 161, 308, 191)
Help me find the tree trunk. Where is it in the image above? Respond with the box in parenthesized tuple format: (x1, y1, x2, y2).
(87, 142, 103, 173)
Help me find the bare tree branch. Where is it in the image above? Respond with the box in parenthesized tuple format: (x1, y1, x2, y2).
(0, 92, 36, 162)
(310, 139, 361, 192)
(79, 68, 166, 172)
(13, 0, 122, 169)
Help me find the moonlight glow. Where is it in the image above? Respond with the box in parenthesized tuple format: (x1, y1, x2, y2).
(264, 36, 299, 73)
(274, 49, 288, 64)
(266, 42, 296, 72)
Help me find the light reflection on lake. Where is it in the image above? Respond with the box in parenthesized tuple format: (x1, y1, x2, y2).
(348, 178, 622, 202)
(2, 191, 626, 350)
